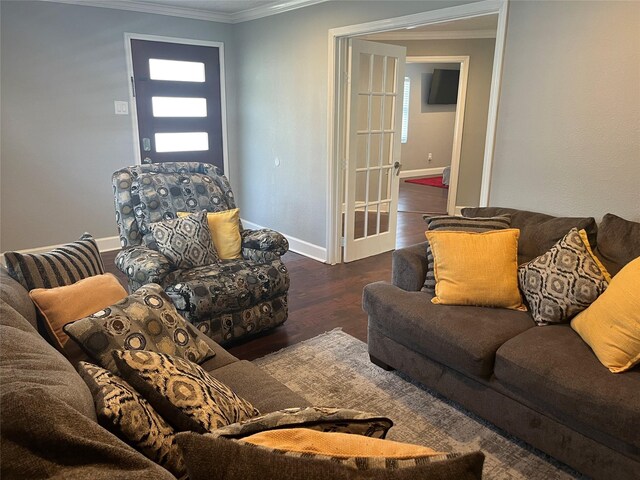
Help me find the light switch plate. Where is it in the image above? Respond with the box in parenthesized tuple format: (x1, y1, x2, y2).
(114, 101, 129, 115)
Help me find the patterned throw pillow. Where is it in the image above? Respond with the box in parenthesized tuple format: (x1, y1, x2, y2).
(4, 233, 105, 290)
(77, 362, 186, 478)
(63, 283, 214, 372)
(175, 432, 485, 480)
(113, 350, 259, 434)
(149, 210, 219, 269)
(421, 215, 511, 293)
(518, 228, 611, 325)
(211, 407, 393, 440)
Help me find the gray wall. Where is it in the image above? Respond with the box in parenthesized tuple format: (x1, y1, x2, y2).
(490, 0, 640, 220)
(402, 62, 458, 173)
(232, 1, 476, 248)
(0, 1, 236, 251)
(3, 0, 638, 254)
(388, 38, 496, 207)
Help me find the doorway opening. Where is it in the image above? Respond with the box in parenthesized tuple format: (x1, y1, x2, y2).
(327, 0, 508, 264)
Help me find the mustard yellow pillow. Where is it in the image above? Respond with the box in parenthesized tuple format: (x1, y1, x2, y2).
(29, 273, 128, 352)
(242, 428, 444, 458)
(178, 208, 242, 260)
(571, 256, 640, 373)
(426, 229, 526, 310)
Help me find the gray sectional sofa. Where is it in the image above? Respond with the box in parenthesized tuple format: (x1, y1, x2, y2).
(0, 267, 309, 478)
(363, 209, 640, 480)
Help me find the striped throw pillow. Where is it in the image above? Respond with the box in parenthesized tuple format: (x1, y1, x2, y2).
(421, 215, 511, 293)
(4, 233, 105, 291)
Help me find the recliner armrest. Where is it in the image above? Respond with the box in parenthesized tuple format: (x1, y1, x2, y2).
(115, 246, 176, 290)
(241, 229, 289, 256)
(392, 242, 429, 292)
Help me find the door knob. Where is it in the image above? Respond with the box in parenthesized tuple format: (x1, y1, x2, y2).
(394, 161, 402, 176)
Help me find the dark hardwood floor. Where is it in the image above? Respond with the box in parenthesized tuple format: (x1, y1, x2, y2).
(102, 181, 446, 361)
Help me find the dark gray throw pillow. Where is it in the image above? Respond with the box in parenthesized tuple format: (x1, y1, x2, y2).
(421, 215, 511, 293)
(4, 233, 104, 291)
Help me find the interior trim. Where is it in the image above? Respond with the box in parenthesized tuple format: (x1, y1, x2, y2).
(40, 0, 329, 23)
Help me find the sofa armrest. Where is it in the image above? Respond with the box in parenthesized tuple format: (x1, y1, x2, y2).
(115, 246, 176, 290)
(241, 229, 289, 256)
(392, 242, 429, 292)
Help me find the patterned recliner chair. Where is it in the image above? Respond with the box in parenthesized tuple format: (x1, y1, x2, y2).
(112, 162, 290, 345)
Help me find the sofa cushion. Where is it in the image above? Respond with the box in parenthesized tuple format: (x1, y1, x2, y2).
(594, 213, 640, 276)
(0, 267, 37, 330)
(363, 282, 534, 377)
(210, 360, 310, 413)
(462, 207, 597, 265)
(494, 325, 640, 450)
(135, 171, 232, 246)
(0, 301, 96, 422)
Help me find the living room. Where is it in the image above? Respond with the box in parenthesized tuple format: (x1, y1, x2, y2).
(1, 1, 639, 479)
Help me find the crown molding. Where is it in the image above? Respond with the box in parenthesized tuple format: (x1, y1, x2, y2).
(40, 0, 329, 24)
(364, 29, 497, 41)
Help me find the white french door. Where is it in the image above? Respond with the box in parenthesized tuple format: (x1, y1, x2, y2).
(343, 39, 406, 262)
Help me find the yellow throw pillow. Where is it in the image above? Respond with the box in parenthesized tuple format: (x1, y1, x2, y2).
(571, 256, 640, 373)
(29, 273, 128, 352)
(426, 229, 526, 310)
(242, 428, 444, 458)
(178, 209, 242, 260)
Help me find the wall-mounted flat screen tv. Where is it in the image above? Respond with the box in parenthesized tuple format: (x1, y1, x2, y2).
(427, 69, 460, 105)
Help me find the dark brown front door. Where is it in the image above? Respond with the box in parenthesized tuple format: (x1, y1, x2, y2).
(130, 39, 225, 171)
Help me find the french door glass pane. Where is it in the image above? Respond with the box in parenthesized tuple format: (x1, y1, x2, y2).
(152, 97, 207, 117)
(149, 59, 205, 82)
(155, 132, 209, 152)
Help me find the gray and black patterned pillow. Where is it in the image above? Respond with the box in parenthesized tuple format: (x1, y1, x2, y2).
(149, 210, 219, 269)
(421, 215, 511, 293)
(4, 233, 104, 291)
(64, 283, 215, 372)
(518, 228, 611, 326)
(211, 406, 393, 440)
(114, 349, 260, 434)
(77, 362, 186, 478)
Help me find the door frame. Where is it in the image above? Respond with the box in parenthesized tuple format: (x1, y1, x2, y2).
(124, 33, 230, 176)
(403, 55, 470, 216)
(326, 0, 509, 265)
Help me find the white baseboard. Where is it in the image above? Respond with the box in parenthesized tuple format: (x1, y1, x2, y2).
(241, 219, 327, 263)
(399, 166, 446, 179)
(0, 236, 121, 266)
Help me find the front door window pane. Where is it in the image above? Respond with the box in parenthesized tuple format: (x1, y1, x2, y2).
(155, 132, 209, 152)
(152, 97, 207, 117)
(149, 59, 205, 82)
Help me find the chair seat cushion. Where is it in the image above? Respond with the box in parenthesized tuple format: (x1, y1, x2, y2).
(494, 325, 640, 450)
(166, 259, 290, 320)
(363, 282, 534, 377)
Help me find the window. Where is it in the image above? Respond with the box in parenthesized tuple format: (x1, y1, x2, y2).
(401, 76, 410, 143)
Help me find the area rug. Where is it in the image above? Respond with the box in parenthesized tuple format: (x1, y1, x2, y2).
(405, 175, 448, 188)
(253, 329, 579, 479)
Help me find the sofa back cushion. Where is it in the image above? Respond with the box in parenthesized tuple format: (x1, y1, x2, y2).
(135, 172, 234, 247)
(462, 207, 597, 265)
(0, 267, 37, 331)
(594, 213, 640, 276)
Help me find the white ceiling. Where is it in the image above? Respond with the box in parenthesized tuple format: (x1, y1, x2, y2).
(45, 0, 329, 23)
